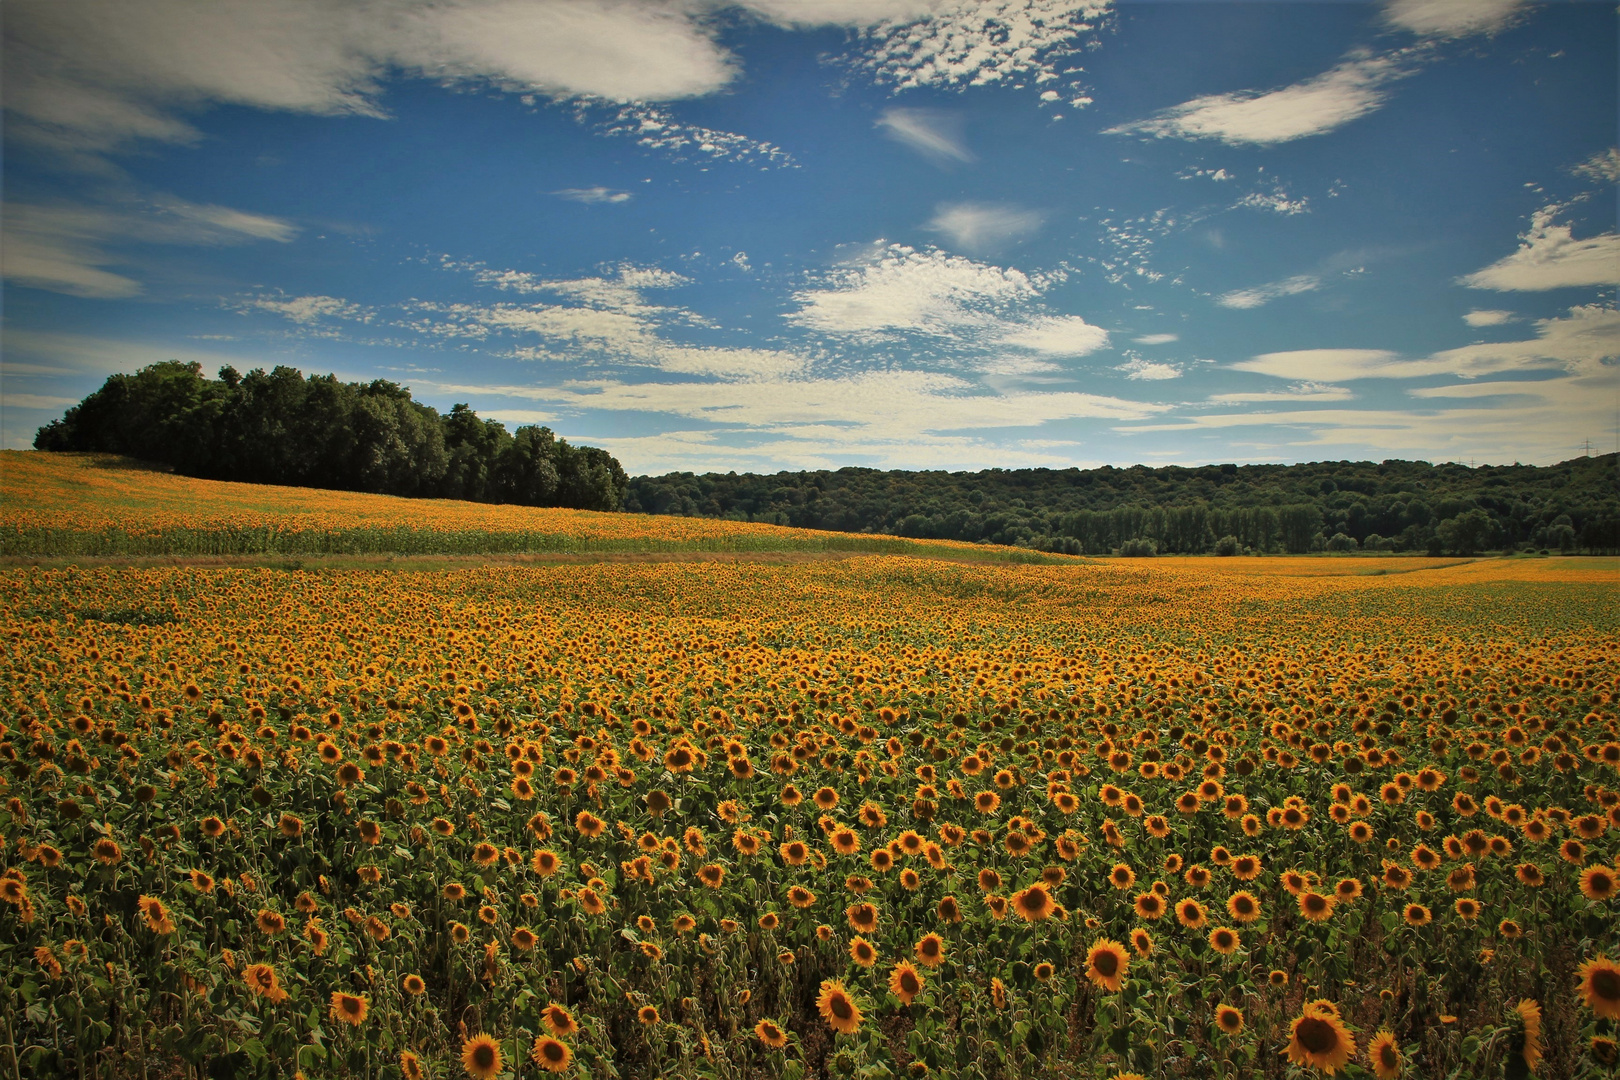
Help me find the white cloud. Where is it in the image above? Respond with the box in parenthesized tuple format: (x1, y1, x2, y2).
(2, 0, 744, 157)
(1423, 305, 1620, 377)
(1, 195, 297, 298)
(1133, 333, 1178, 344)
(926, 203, 1043, 253)
(875, 108, 975, 163)
(0, 393, 81, 410)
(0, 329, 262, 378)
(843, 0, 1113, 93)
(1208, 382, 1352, 404)
(1232, 306, 1619, 382)
(999, 316, 1109, 356)
(440, 369, 1164, 435)
(1216, 274, 1321, 310)
(242, 294, 373, 324)
(1118, 367, 1614, 465)
(589, 103, 794, 167)
(1463, 309, 1515, 327)
(552, 187, 631, 203)
(1116, 358, 1181, 381)
(1571, 148, 1620, 185)
(1461, 205, 1620, 291)
(1236, 190, 1309, 216)
(1233, 349, 1406, 381)
(785, 245, 1041, 339)
(1384, 0, 1527, 39)
(1106, 54, 1410, 146)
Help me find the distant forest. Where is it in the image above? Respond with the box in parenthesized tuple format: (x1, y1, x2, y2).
(34, 361, 1619, 555)
(34, 362, 629, 511)
(627, 456, 1620, 556)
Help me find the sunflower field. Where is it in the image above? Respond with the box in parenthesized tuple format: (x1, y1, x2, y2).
(1, 550, 1617, 1079)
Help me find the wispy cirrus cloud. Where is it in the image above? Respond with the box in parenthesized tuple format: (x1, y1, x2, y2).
(1, 194, 296, 298)
(876, 108, 974, 163)
(551, 187, 631, 204)
(1383, 0, 1528, 40)
(926, 203, 1043, 254)
(1106, 53, 1413, 147)
(1216, 274, 1321, 310)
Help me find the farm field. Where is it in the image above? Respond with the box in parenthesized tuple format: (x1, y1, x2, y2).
(0, 453, 1061, 564)
(1, 478, 1618, 1078)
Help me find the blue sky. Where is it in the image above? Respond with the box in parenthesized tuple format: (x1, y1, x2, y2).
(2, 0, 1616, 473)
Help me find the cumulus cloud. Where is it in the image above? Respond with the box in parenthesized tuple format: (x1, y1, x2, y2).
(1236, 190, 1309, 216)
(1116, 358, 1181, 380)
(1461, 205, 1620, 291)
(998, 316, 1109, 356)
(1384, 0, 1527, 40)
(1, 195, 296, 297)
(875, 108, 974, 163)
(926, 203, 1043, 253)
(785, 245, 1041, 339)
(1105, 54, 1410, 146)
(843, 0, 1112, 93)
(551, 187, 631, 203)
(1216, 274, 1321, 310)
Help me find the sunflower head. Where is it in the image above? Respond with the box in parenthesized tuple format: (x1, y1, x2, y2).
(1085, 938, 1129, 992)
(460, 1034, 502, 1080)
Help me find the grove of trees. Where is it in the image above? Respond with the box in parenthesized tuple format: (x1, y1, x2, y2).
(34, 362, 628, 511)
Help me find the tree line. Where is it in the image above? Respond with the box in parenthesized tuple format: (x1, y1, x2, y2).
(33, 362, 628, 511)
(626, 457, 1620, 555)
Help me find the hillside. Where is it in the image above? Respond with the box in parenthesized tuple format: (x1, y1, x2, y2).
(627, 454, 1620, 555)
(0, 452, 1062, 563)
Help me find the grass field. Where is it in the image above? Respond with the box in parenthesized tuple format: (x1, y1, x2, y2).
(1, 454, 1618, 1079)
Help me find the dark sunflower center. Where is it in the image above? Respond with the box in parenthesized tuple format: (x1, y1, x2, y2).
(543, 1042, 565, 1062)
(831, 996, 853, 1019)
(1594, 969, 1620, 1001)
(1378, 1043, 1399, 1067)
(1094, 951, 1119, 976)
(473, 1045, 495, 1068)
(1297, 1017, 1340, 1054)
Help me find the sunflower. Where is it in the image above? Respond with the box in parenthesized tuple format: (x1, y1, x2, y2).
(850, 936, 878, 967)
(914, 933, 945, 968)
(817, 980, 862, 1034)
(1404, 904, 1432, 927)
(1012, 883, 1056, 922)
(1208, 927, 1239, 955)
(1284, 1007, 1354, 1074)
(755, 1019, 788, 1048)
(1176, 899, 1207, 929)
(243, 963, 288, 1003)
(1580, 865, 1617, 901)
(889, 961, 925, 1005)
(1230, 854, 1261, 881)
(1366, 1030, 1401, 1080)
(788, 885, 817, 909)
(401, 1050, 425, 1080)
(1509, 999, 1543, 1074)
(256, 909, 287, 935)
(1085, 939, 1129, 992)
(1109, 863, 1136, 890)
(1215, 1004, 1244, 1035)
(1298, 891, 1335, 922)
(531, 1035, 572, 1073)
(847, 902, 878, 933)
(461, 1034, 502, 1080)
(1134, 891, 1165, 920)
(330, 991, 369, 1026)
(1131, 928, 1154, 956)
(537, 1003, 578, 1038)
(1577, 956, 1620, 1019)
(638, 1005, 660, 1024)
(92, 838, 123, 865)
(1454, 898, 1481, 921)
